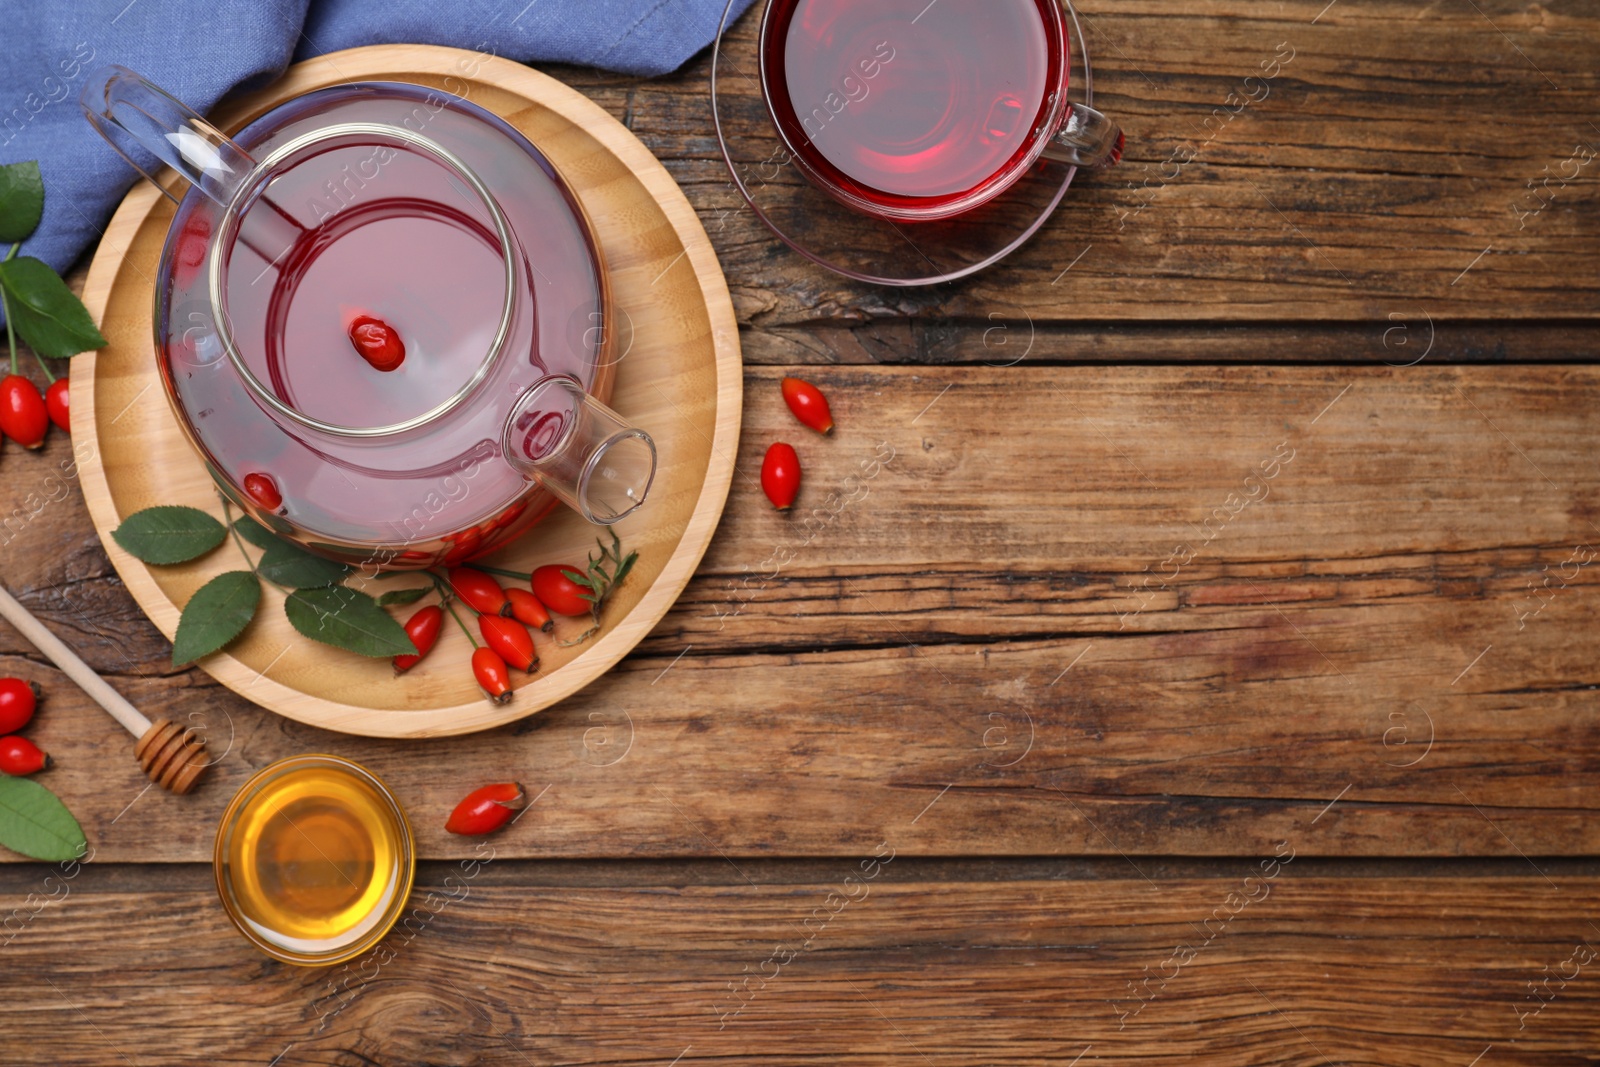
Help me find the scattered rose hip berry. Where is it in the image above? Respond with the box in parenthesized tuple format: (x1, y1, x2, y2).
(348, 315, 406, 372)
(393, 605, 442, 673)
(781, 377, 834, 434)
(531, 564, 591, 617)
(450, 567, 510, 616)
(444, 782, 526, 836)
(472, 647, 513, 704)
(243, 472, 282, 511)
(44, 379, 69, 434)
(505, 588, 553, 633)
(479, 614, 538, 673)
(761, 442, 801, 510)
(0, 375, 49, 449)
(0, 678, 39, 735)
(0, 735, 49, 776)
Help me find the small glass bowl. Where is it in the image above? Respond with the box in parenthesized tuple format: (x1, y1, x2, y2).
(214, 754, 415, 966)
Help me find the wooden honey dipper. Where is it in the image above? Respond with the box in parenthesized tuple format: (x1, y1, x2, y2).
(0, 585, 209, 794)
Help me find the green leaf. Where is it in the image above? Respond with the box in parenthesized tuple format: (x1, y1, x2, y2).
(0, 161, 44, 243)
(256, 540, 350, 589)
(172, 571, 260, 667)
(285, 587, 417, 657)
(232, 516, 277, 550)
(0, 776, 86, 862)
(112, 506, 226, 564)
(0, 255, 107, 359)
(378, 586, 430, 608)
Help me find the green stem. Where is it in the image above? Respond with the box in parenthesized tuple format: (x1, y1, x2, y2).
(467, 563, 530, 582)
(1, 243, 17, 378)
(220, 498, 290, 594)
(31, 349, 54, 384)
(441, 595, 480, 649)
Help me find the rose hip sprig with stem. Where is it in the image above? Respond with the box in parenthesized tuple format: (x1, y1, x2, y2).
(438, 592, 513, 704)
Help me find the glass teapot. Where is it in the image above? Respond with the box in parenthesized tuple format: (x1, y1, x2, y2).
(81, 67, 655, 571)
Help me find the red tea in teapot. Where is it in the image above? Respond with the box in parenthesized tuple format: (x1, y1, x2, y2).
(153, 83, 616, 567)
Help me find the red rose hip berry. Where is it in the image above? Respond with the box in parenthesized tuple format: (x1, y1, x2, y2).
(0, 376, 49, 449)
(0, 735, 49, 776)
(44, 379, 69, 433)
(781, 377, 834, 434)
(530, 565, 590, 617)
(393, 605, 442, 673)
(444, 782, 526, 836)
(472, 647, 513, 704)
(449, 568, 510, 616)
(0, 678, 39, 734)
(479, 614, 538, 672)
(505, 588, 553, 633)
(348, 315, 406, 372)
(761, 442, 801, 510)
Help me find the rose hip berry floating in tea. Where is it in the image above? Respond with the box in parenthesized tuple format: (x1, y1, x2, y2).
(781, 377, 833, 434)
(445, 782, 527, 836)
(0, 735, 50, 776)
(243, 472, 282, 512)
(0, 376, 49, 449)
(761, 442, 802, 510)
(347, 315, 406, 372)
(0, 678, 39, 735)
(44, 379, 69, 433)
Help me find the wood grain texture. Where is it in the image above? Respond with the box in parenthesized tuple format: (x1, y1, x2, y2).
(72, 46, 744, 737)
(3, 366, 1596, 862)
(556, 0, 1600, 326)
(3, 869, 1596, 1066)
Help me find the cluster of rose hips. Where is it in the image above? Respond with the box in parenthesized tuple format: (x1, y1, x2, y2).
(0, 677, 50, 776)
(760, 377, 833, 510)
(393, 564, 597, 702)
(0, 373, 69, 452)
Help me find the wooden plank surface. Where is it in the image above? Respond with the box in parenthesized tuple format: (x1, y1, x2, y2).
(3, 364, 1596, 861)
(2, 7, 1597, 1062)
(3, 865, 1596, 1066)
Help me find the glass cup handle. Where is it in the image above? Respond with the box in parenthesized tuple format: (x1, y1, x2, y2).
(502, 376, 657, 526)
(1041, 103, 1125, 169)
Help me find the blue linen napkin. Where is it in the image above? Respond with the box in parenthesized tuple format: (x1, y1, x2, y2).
(0, 0, 754, 312)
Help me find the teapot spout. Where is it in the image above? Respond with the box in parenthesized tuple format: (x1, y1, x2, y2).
(503, 376, 655, 525)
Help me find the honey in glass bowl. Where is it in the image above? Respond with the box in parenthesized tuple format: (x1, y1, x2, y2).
(214, 755, 414, 965)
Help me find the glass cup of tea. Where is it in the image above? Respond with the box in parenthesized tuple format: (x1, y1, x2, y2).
(758, 0, 1124, 222)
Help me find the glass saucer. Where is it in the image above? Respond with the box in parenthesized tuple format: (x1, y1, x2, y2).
(711, 0, 1098, 287)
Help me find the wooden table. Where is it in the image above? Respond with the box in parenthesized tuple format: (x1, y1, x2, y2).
(5, 2, 1599, 1063)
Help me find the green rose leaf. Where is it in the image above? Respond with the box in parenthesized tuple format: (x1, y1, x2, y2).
(233, 518, 350, 588)
(172, 570, 260, 667)
(0, 255, 107, 359)
(285, 586, 417, 657)
(256, 540, 351, 590)
(377, 586, 430, 607)
(232, 516, 278, 550)
(0, 775, 86, 862)
(112, 506, 227, 564)
(0, 161, 44, 243)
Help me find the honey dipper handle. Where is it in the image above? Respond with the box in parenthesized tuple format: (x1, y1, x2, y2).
(0, 585, 153, 738)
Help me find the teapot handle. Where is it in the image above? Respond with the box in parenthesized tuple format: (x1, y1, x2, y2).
(80, 66, 254, 209)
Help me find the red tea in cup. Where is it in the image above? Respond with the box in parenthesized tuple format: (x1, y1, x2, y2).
(760, 0, 1122, 221)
